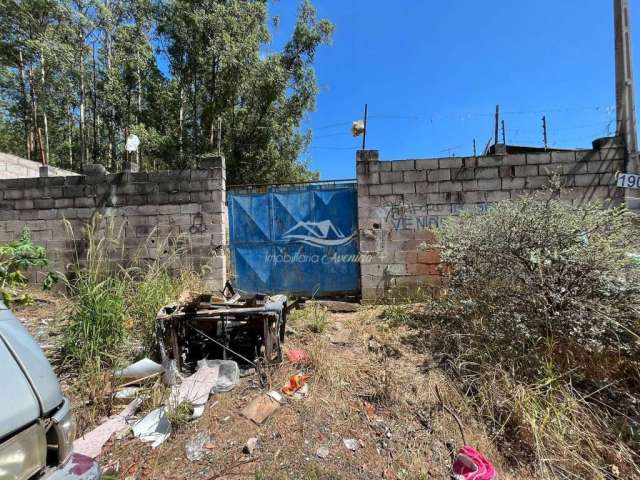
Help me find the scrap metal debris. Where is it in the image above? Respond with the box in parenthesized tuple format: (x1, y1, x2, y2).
(156, 293, 288, 373)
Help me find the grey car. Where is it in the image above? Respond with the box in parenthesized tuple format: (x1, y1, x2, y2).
(0, 300, 101, 480)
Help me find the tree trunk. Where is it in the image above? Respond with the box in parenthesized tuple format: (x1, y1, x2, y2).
(79, 50, 87, 168)
(92, 43, 98, 163)
(27, 68, 42, 164)
(208, 57, 217, 147)
(17, 51, 31, 160)
(39, 51, 49, 165)
(179, 83, 185, 164)
(67, 104, 73, 169)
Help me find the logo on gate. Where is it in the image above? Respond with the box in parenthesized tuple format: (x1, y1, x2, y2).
(281, 220, 355, 248)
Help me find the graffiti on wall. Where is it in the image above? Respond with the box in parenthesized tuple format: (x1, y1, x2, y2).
(384, 203, 493, 231)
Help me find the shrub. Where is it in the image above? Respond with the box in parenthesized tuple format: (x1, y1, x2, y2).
(438, 194, 639, 372)
(0, 228, 58, 305)
(424, 192, 640, 478)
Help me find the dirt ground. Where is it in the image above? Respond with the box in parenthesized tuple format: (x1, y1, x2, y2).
(13, 292, 531, 480)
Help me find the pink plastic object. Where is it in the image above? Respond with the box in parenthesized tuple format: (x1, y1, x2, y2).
(285, 348, 309, 364)
(452, 446, 496, 480)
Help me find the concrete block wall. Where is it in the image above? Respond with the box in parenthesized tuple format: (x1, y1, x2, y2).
(0, 159, 227, 291)
(356, 144, 626, 301)
(0, 152, 78, 179)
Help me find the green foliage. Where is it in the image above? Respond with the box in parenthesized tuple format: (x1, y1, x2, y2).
(437, 194, 640, 362)
(424, 193, 640, 478)
(0, 0, 332, 183)
(62, 217, 201, 370)
(0, 228, 57, 305)
(290, 303, 329, 334)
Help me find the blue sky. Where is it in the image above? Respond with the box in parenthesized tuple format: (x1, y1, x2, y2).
(269, 0, 636, 180)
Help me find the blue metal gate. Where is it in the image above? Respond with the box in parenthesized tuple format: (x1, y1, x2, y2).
(228, 182, 360, 297)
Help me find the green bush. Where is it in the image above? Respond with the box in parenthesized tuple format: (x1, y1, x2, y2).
(0, 228, 57, 305)
(425, 192, 640, 478)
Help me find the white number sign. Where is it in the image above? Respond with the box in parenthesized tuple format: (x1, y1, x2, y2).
(617, 173, 640, 189)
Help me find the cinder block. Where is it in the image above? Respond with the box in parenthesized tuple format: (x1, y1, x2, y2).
(575, 150, 599, 162)
(14, 199, 34, 210)
(427, 193, 450, 204)
(514, 165, 538, 177)
(599, 148, 625, 161)
(587, 161, 610, 174)
(451, 168, 475, 181)
(502, 154, 527, 166)
(477, 156, 502, 167)
(550, 151, 576, 163)
(461, 180, 478, 191)
(439, 158, 463, 169)
(428, 169, 451, 182)
(358, 172, 380, 184)
(369, 184, 393, 196)
(4, 190, 23, 200)
(598, 172, 617, 185)
(462, 157, 478, 168)
(475, 168, 499, 179)
(415, 159, 440, 169)
(526, 176, 551, 189)
(485, 191, 510, 202)
(75, 197, 95, 208)
(476, 179, 500, 191)
(34, 198, 54, 209)
(539, 164, 564, 176)
(562, 162, 588, 175)
(462, 191, 485, 203)
(181, 204, 201, 214)
(501, 177, 525, 189)
(392, 183, 415, 194)
(499, 166, 515, 178)
(391, 160, 416, 171)
(380, 171, 403, 184)
(403, 170, 427, 182)
(415, 182, 438, 194)
(526, 153, 552, 164)
(368, 162, 392, 173)
(438, 181, 462, 193)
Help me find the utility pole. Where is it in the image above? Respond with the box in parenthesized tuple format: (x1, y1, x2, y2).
(362, 104, 368, 150)
(615, 0, 638, 153)
(542, 115, 548, 151)
(615, 0, 639, 209)
(494, 105, 500, 147)
(501, 120, 506, 145)
(473, 139, 477, 157)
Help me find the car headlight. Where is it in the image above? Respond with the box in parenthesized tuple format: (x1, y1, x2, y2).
(49, 398, 76, 465)
(0, 423, 47, 480)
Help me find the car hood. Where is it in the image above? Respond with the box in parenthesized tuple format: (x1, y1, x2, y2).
(0, 302, 63, 437)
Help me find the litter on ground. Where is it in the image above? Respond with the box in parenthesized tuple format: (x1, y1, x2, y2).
(281, 373, 310, 396)
(241, 394, 281, 425)
(452, 446, 496, 480)
(114, 358, 164, 380)
(73, 398, 142, 458)
(132, 407, 172, 448)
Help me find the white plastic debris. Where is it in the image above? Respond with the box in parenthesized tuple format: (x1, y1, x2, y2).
(132, 407, 171, 448)
(316, 446, 330, 459)
(114, 358, 164, 380)
(185, 432, 211, 461)
(343, 438, 361, 451)
(168, 363, 220, 420)
(202, 360, 239, 392)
